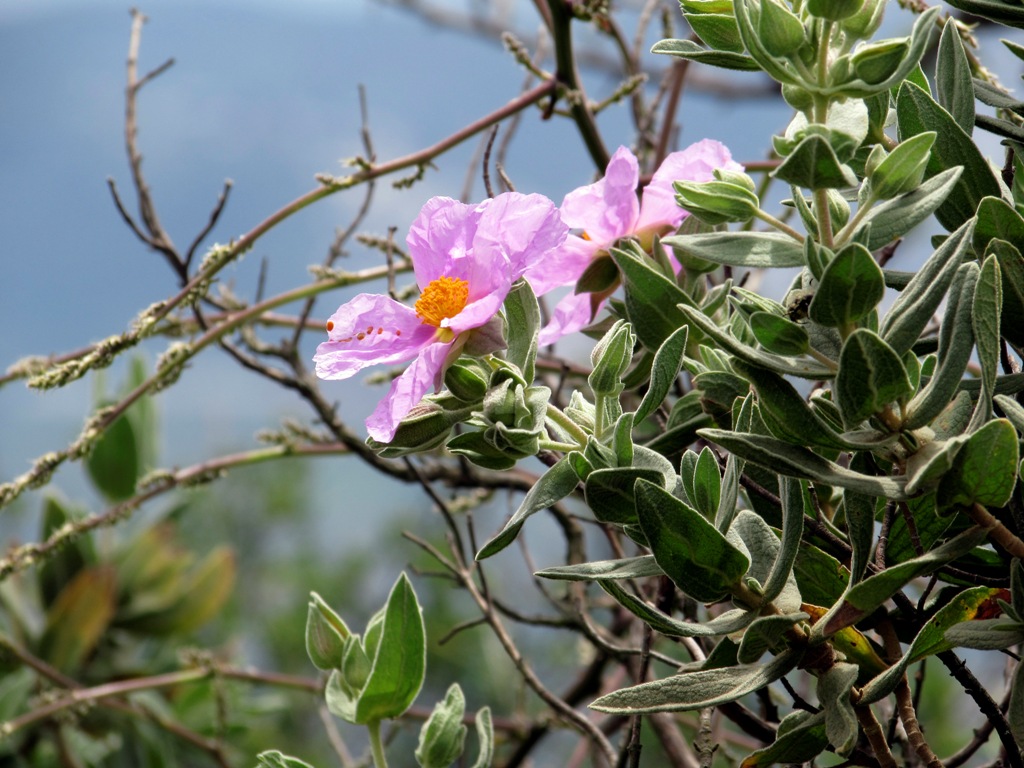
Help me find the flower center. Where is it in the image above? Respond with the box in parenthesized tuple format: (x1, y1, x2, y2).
(414, 276, 469, 328)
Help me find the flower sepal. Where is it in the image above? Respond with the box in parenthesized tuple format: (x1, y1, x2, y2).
(369, 396, 476, 457)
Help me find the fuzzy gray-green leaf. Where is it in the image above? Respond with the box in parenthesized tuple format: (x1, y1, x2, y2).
(635, 479, 750, 603)
(590, 649, 802, 714)
(808, 243, 884, 329)
(477, 457, 580, 559)
(661, 231, 806, 269)
(881, 219, 974, 356)
(835, 329, 913, 427)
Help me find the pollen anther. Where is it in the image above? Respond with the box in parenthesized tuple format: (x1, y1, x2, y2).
(415, 275, 470, 328)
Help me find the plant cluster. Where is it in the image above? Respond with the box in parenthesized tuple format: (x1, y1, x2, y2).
(5, 0, 1024, 766)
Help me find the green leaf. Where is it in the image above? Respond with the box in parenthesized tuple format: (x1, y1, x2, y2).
(635, 479, 750, 603)
(86, 407, 140, 501)
(256, 751, 316, 768)
(818, 663, 860, 755)
(415, 684, 468, 768)
(536, 555, 664, 582)
(793, 542, 849, 606)
(749, 312, 810, 356)
(757, 0, 805, 57)
(503, 279, 541, 381)
(692, 446, 722, 519)
(699, 429, 908, 499)
(468, 706, 494, 768)
(590, 649, 803, 714)
(1010, 656, 1024, 748)
(732, 0, 802, 85)
(727, 510, 802, 613)
(740, 711, 828, 767)
(673, 178, 759, 224)
(808, 243, 884, 329)
(355, 573, 426, 724)
(764, 478, 807, 607)
(942, 0, 1024, 27)
(680, 12, 743, 52)
(857, 167, 962, 250)
(867, 132, 936, 200)
(306, 592, 349, 671)
(38, 495, 95, 608)
(897, 80, 1002, 231)
(936, 20, 975, 133)
(993, 238, 1024, 348)
(974, 196, 1024, 255)
(860, 585, 1010, 704)
(635, 325, 688, 424)
(585, 467, 665, 525)
(834, 329, 913, 427)
(843, 492, 877, 583)
(477, 456, 580, 559)
(943, 618, 1024, 650)
(774, 134, 858, 189)
(650, 38, 761, 71)
(732, 361, 850, 450)
(610, 242, 695, 351)
(680, 304, 835, 379)
(737, 613, 808, 663)
(661, 231, 806, 269)
(39, 566, 118, 672)
(879, 218, 974, 355)
(121, 546, 236, 635)
(817, 527, 991, 642)
(938, 418, 1020, 510)
(575, 253, 619, 295)
(967, 254, 1003, 431)
(904, 262, 978, 429)
(600, 580, 756, 638)
(445, 431, 518, 471)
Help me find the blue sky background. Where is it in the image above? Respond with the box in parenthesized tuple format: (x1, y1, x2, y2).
(2, 1, 1006, 526)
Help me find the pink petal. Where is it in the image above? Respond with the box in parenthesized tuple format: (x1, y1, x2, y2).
(365, 340, 451, 442)
(446, 292, 507, 335)
(636, 139, 743, 234)
(406, 196, 482, 289)
(559, 146, 639, 247)
(313, 294, 436, 380)
(537, 290, 603, 346)
(475, 192, 568, 281)
(523, 234, 599, 296)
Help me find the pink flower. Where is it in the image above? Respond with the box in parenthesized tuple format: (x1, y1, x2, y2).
(532, 141, 742, 344)
(314, 192, 566, 443)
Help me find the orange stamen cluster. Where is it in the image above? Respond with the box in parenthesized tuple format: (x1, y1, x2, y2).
(414, 276, 469, 328)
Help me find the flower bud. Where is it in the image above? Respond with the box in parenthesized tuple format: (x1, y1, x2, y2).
(305, 592, 350, 671)
(781, 83, 814, 112)
(340, 635, 372, 693)
(444, 360, 489, 402)
(369, 399, 470, 456)
(806, 0, 864, 21)
(565, 391, 596, 434)
(682, 11, 744, 54)
(864, 144, 887, 180)
(715, 167, 758, 193)
(841, 0, 885, 39)
(673, 178, 760, 225)
(416, 685, 468, 768)
(868, 131, 936, 199)
(589, 320, 636, 397)
(852, 38, 910, 85)
(758, 0, 806, 58)
(826, 188, 850, 231)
